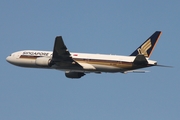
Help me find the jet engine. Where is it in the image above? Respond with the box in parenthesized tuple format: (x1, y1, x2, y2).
(65, 72, 85, 79)
(35, 57, 51, 66)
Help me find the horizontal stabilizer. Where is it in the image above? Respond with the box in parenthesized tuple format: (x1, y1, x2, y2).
(123, 70, 149, 74)
(152, 64, 173, 68)
(133, 54, 148, 65)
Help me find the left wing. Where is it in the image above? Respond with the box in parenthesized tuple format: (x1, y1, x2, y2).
(50, 36, 82, 68)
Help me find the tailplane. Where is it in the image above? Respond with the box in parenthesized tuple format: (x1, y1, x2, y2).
(130, 31, 162, 58)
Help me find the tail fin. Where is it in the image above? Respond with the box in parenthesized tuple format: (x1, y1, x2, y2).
(130, 31, 162, 58)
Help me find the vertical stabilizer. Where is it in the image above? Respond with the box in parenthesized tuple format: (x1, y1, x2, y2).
(130, 31, 162, 58)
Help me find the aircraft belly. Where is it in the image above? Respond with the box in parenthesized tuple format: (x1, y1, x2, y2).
(76, 62, 96, 70)
(92, 64, 122, 72)
(54, 63, 133, 73)
(55, 64, 122, 72)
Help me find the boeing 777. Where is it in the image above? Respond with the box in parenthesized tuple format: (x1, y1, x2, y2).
(6, 31, 169, 78)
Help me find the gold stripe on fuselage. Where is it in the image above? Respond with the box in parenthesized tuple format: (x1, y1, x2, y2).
(73, 58, 133, 69)
(19, 55, 133, 69)
(20, 55, 38, 59)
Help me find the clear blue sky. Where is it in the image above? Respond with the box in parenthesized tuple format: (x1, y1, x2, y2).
(0, 1, 179, 120)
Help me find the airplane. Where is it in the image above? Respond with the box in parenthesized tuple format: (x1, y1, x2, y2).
(6, 31, 170, 79)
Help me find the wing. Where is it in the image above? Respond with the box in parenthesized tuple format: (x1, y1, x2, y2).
(50, 36, 82, 68)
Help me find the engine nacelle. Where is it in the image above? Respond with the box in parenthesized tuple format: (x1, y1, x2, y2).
(65, 72, 85, 79)
(35, 57, 51, 66)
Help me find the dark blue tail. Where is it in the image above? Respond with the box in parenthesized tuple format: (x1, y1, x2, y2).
(130, 31, 162, 58)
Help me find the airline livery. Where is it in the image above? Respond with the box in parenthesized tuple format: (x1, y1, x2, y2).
(6, 31, 169, 78)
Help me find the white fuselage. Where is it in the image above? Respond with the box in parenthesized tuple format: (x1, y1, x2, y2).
(6, 50, 157, 73)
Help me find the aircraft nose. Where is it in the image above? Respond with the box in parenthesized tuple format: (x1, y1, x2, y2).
(6, 56, 13, 63)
